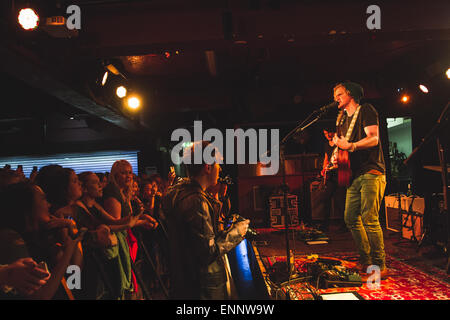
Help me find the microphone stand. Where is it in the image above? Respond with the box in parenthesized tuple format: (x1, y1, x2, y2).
(278, 108, 331, 289)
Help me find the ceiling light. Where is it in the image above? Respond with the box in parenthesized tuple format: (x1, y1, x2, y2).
(101, 71, 108, 86)
(446, 68, 450, 79)
(105, 64, 120, 75)
(126, 96, 141, 110)
(418, 84, 429, 93)
(116, 86, 127, 98)
(400, 94, 410, 104)
(18, 8, 39, 30)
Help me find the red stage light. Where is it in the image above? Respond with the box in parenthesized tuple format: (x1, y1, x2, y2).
(400, 94, 410, 104)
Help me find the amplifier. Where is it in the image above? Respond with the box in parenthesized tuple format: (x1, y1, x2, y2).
(385, 195, 425, 239)
(310, 180, 345, 221)
(385, 195, 402, 232)
(401, 196, 425, 241)
(269, 194, 299, 227)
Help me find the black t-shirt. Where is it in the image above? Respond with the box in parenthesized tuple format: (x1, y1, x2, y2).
(73, 203, 104, 230)
(102, 182, 132, 218)
(337, 103, 385, 178)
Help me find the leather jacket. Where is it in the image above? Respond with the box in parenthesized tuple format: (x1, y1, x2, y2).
(162, 178, 244, 299)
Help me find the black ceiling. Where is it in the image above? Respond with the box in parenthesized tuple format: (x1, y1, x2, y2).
(0, 0, 449, 155)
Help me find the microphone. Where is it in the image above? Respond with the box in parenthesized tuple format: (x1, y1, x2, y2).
(317, 101, 339, 113)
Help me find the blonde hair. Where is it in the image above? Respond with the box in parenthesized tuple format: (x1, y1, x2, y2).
(109, 160, 133, 202)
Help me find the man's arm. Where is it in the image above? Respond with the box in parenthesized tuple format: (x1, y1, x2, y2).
(182, 196, 246, 265)
(333, 124, 379, 151)
(354, 125, 380, 150)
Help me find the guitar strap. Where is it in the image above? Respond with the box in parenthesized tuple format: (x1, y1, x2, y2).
(342, 105, 361, 141)
(330, 105, 361, 163)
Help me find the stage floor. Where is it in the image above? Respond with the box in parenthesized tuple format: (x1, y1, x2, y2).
(247, 223, 449, 300)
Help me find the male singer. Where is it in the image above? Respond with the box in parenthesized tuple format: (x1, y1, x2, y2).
(332, 82, 387, 279)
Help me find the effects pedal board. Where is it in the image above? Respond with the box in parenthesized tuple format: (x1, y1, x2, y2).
(298, 229, 329, 243)
(306, 258, 362, 289)
(321, 267, 362, 289)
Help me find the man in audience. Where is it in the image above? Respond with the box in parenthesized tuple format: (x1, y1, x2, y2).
(162, 141, 249, 300)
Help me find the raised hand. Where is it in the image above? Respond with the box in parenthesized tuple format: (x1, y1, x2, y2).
(2, 258, 51, 296)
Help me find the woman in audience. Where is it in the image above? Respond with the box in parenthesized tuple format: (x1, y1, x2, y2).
(75, 171, 146, 299)
(131, 177, 144, 217)
(95, 172, 108, 191)
(34, 165, 86, 298)
(0, 168, 25, 189)
(141, 178, 161, 219)
(0, 181, 83, 299)
(140, 177, 170, 293)
(102, 160, 157, 299)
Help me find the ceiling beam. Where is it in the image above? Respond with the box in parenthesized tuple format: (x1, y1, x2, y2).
(0, 46, 143, 131)
(75, 1, 450, 58)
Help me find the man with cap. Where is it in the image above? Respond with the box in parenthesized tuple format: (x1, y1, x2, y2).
(332, 82, 388, 280)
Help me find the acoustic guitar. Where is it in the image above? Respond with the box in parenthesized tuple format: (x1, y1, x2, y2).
(322, 105, 362, 187)
(323, 146, 352, 187)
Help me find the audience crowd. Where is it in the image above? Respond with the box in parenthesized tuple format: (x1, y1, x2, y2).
(0, 162, 176, 300)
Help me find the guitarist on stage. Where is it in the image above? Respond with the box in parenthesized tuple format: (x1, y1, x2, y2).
(332, 82, 388, 280)
(318, 128, 346, 232)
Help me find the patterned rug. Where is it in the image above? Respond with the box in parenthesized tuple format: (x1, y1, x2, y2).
(265, 252, 450, 300)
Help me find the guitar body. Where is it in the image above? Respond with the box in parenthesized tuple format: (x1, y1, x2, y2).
(337, 149, 352, 187)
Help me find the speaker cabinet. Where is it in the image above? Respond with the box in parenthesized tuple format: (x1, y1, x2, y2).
(385, 195, 425, 239)
(310, 180, 345, 221)
(385, 195, 402, 232)
(269, 195, 299, 227)
(401, 196, 425, 240)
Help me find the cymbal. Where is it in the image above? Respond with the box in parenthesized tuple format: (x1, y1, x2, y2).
(423, 165, 450, 173)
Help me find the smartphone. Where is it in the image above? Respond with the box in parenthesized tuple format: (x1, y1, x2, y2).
(37, 261, 49, 273)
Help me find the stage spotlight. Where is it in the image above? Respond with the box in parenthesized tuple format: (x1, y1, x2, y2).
(446, 68, 450, 79)
(105, 64, 120, 75)
(126, 96, 141, 110)
(116, 86, 127, 98)
(18, 8, 39, 30)
(101, 71, 109, 86)
(400, 94, 410, 104)
(419, 84, 429, 93)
